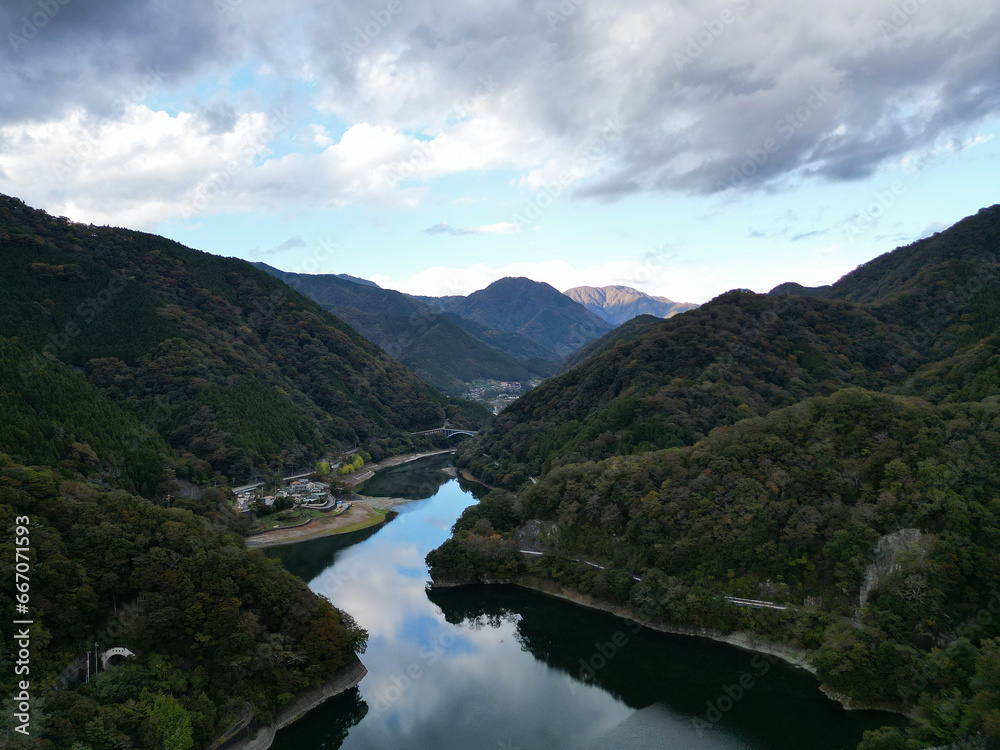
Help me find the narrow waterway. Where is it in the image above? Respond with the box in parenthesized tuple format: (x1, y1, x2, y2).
(267, 454, 901, 749)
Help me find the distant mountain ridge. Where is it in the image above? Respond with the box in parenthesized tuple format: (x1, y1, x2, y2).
(426, 277, 614, 358)
(254, 264, 556, 395)
(564, 285, 698, 325)
(337, 273, 379, 288)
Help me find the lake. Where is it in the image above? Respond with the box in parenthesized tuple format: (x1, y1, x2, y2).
(266, 454, 900, 749)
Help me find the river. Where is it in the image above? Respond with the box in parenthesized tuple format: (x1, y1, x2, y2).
(266, 454, 901, 749)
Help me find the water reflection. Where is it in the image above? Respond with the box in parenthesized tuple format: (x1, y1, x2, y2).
(427, 585, 902, 749)
(355, 453, 468, 500)
(268, 457, 902, 750)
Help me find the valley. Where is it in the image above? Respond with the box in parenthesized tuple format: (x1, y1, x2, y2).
(2, 197, 999, 750)
(3, 3, 997, 748)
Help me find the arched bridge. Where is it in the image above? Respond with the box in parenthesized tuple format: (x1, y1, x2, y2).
(410, 425, 479, 438)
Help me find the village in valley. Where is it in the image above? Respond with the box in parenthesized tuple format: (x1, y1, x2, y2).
(464, 378, 543, 414)
(233, 454, 369, 534)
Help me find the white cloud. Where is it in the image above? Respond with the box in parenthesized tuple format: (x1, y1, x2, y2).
(0, 103, 548, 226)
(1, 0, 997, 255)
(424, 222, 520, 236)
(0, 104, 278, 227)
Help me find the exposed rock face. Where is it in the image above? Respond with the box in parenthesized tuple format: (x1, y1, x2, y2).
(514, 519, 560, 553)
(860, 528, 924, 608)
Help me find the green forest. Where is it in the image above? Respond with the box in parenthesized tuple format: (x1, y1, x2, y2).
(0, 194, 492, 748)
(0, 456, 367, 748)
(429, 205, 1000, 748)
(0, 195, 490, 489)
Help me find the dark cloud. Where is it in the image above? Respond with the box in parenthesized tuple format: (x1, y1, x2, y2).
(1, 0, 998, 208)
(198, 100, 239, 134)
(0, 0, 238, 122)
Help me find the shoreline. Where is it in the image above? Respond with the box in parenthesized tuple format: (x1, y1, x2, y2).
(434, 461, 912, 719)
(222, 654, 368, 750)
(430, 576, 909, 718)
(433, 575, 816, 673)
(244, 449, 456, 549)
(437, 575, 909, 717)
(338, 448, 457, 487)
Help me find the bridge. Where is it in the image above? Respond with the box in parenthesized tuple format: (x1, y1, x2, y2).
(410, 425, 479, 438)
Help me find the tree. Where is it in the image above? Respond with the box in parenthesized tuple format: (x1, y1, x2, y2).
(146, 693, 194, 750)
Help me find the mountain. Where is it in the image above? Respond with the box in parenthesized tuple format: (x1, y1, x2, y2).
(429, 205, 1000, 749)
(0, 194, 488, 486)
(430, 277, 614, 358)
(0, 196, 381, 749)
(563, 285, 697, 325)
(767, 281, 831, 297)
(254, 263, 557, 395)
(457, 206, 1000, 489)
(460, 290, 918, 486)
(429, 388, 1000, 747)
(557, 313, 664, 374)
(0, 446, 368, 749)
(336, 272, 379, 288)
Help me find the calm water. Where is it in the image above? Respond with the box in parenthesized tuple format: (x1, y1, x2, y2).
(267, 455, 901, 750)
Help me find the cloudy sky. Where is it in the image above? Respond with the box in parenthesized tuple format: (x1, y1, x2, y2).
(1, 0, 998, 302)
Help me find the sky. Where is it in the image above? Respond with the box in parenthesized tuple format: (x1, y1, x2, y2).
(0, 0, 998, 303)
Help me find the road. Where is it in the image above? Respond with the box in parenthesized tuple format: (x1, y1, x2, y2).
(516, 549, 856, 618)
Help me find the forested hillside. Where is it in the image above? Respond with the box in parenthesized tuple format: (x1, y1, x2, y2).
(459, 206, 1000, 489)
(0, 456, 367, 748)
(0, 193, 502, 748)
(462, 292, 919, 486)
(0, 338, 170, 496)
(430, 389, 1000, 747)
(430, 205, 1000, 749)
(0, 195, 488, 486)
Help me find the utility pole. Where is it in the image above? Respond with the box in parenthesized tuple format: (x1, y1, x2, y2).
(86, 651, 90, 683)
